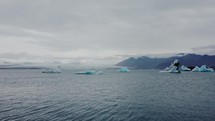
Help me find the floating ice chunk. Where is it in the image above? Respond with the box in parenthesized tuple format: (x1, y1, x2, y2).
(118, 67, 130, 72)
(192, 65, 214, 72)
(192, 66, 200, 72)
(168, 66, 179, 73)
(161, 66, 180, 73)
(198, 65, 208, 72)
(199, 65, 214, 72)
(207, 68, 214, 72)
(164, 67, 170, 71)
(161, 59, 181, 73)
(180, 65, 191, 71)
(42, 66, 61, 73)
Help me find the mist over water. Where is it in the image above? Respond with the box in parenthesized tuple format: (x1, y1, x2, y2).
(0, 69, 215, 121)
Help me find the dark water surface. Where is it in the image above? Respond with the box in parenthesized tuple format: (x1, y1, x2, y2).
(0, 69, 215, 121)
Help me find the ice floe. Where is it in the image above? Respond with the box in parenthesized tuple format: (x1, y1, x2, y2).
(118, 67, 130, 72)
(192, 65, 214, 72)
(161, 59, 181, 73)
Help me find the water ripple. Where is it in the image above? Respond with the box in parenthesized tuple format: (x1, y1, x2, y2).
(0, 69, 215, 121)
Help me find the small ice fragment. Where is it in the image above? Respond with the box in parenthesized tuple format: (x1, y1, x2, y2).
(118, 67, 130, 72)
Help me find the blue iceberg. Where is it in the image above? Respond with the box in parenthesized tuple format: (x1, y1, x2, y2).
(118, 67, 130, 72)
(198, 65, 214, 72)
(192, 65, 214, 72)
(207, 68, 215, 72)
(199, 65, 208, 72)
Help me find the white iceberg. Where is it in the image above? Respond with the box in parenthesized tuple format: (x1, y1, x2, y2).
(192, 66, 200, 72)
(42, 66, 61, 73)
(161, 59, 181, 73)
(118, 67, 130, 72)
(180, 65, 191, 71)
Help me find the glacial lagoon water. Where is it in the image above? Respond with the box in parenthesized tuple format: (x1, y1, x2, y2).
(0, 69, 215, 121)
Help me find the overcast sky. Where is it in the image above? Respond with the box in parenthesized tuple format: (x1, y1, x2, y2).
(0, 0, 215, 61)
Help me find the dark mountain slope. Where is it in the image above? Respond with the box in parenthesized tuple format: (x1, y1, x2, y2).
(116, 54, 215, 69)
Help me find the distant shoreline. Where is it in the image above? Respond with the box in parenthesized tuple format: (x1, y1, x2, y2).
(0, 67, 44, 69)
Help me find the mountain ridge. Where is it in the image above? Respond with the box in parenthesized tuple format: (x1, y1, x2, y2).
(116, 54, 215, 69)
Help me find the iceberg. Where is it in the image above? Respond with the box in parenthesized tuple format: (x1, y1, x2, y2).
(180, 65, 191, 71)
(75, 70, 103, 75)
(160, 59, 181, 73)
(199, 65, 214, 72)
(118, 67, 130, 72)
(198, 65, 208, 72)
(192, 65, 214, 72)
(42, 66, 61, 73)
(207, 68, 215, 72)
(192, 66, 200, 72)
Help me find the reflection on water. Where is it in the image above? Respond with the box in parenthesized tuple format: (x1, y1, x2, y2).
(0, 69, 215, 121)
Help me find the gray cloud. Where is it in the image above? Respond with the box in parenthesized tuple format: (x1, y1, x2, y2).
(192, 45, 215, 55)
(0, 0, 215, 59)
